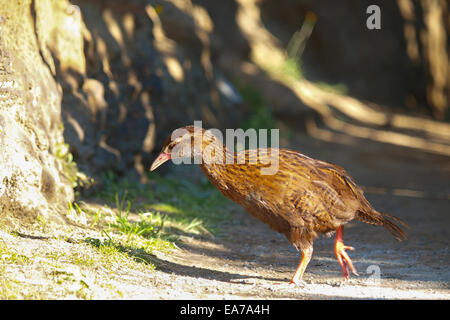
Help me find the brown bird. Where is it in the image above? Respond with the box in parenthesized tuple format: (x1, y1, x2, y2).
(150, 126, 407, 284)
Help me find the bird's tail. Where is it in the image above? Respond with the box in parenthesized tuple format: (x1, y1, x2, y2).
(357, 209, 408, 241)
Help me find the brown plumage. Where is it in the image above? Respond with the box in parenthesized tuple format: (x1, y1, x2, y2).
(150, 126, 408, 284)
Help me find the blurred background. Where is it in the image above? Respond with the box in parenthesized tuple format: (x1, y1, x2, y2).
(0, 0, 449, 225)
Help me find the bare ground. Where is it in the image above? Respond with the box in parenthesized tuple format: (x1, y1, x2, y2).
(1, 128, 449, 300)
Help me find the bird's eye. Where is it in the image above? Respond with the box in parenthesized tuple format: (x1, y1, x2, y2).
(166, 145, 174, 153)
(166, 139, 182, 154)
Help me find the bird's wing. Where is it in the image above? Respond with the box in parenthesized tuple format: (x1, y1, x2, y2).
(313, 160, 364, 199)
(288, 186, 333, 226)
(315, 160, 375, 212)
(284, 157, 360, 227)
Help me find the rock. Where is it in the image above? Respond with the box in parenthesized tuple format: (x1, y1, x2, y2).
(0, 0, 75, 228)
(55, 0, 247, 176)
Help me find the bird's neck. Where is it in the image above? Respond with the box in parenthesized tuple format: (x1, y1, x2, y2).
(196, 139, 236, 195)
(195, 136, 235, 167)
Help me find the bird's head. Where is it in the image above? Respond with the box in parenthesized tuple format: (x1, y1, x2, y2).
(150, 126, 218, 171)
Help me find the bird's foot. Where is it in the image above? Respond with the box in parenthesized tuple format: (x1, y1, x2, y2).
(334, 241, 358, 280)
(289, 247, 313, 287)
(289, 278, 307, 287)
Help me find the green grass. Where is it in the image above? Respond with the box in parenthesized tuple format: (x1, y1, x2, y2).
(0, 242, 43, 299)
(85, 169, 236, 268)
(106, 191, 175, 245)
(85, 236, 156, 271)
(59, 170, 234, 279)
(92, 171, 232, 237)
(0, 242, 31, 265)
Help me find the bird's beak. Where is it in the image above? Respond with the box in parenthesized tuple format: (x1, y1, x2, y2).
(150, 152, 171, 171)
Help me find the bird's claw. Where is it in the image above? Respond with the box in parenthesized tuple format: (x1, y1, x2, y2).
(335, 242, 358, 279)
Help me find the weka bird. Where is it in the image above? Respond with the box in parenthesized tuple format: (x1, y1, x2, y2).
(150, 126, 407, 284)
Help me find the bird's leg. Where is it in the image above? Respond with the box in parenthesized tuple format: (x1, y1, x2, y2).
(289, 246, 313, 285)
(334, 226, 358, 279)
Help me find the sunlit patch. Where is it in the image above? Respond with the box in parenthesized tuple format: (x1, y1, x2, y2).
(165, 57, 184, 82)
(145, 203, 181, 215)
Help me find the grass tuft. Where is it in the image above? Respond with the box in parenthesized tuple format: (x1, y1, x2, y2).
(92, 171, 232, 237)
